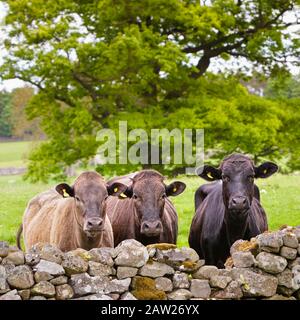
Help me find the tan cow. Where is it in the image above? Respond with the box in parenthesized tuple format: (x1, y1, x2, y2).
(18, 171, 127, 252)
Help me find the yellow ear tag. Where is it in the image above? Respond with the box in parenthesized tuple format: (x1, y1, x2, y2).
(173, 187, 177, 193)
(62, 189, 69, 198)
(207, 172, 213, 179)
(119, 193, 127, 198)
(114, 187, 118, 193)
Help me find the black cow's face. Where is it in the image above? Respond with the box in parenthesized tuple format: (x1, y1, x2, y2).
(197, 154, 278, 216)
(221, 162, 255, 214)
(56, 178, 127, 239)
(124, 177, 186, 238)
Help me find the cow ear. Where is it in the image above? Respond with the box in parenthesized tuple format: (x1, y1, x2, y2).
(166, 181, 186, 197)
(56, 183, 74, 198)
(196, 165, 221, 181)
(107, 182, 128, 197)
(255, 162, 278, 178)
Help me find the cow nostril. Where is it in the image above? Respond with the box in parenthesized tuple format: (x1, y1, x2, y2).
(155, 222, 161, 230)
(144, 223, 150, 230)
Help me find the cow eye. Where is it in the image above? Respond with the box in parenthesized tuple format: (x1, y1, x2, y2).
(133, 194, 138, 200)
(222, 176, 230, 182)
(75, 196, 80, 202)
(161, 193, 166, 199)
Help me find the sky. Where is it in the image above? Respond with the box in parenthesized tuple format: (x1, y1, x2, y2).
(0, 2, 299, 92)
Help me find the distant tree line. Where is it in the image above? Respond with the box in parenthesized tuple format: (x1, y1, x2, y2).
(0, 87, 43, 140)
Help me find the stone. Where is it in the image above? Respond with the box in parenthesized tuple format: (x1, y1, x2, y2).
(131, 276, 167, 300)
(257, 232, 283, 253)
(50, 276, 68, 286)
(212, 281, 243, 299)
(277, 269, 299, 291)
(0, 289, 21, 300)
(34, 271, 53, 283)
(293, 227, 300, 241)
(107, 293, 119, 300)
(264, 294, 296, 300)
(277, 285, 295, 297)
(68, 273, 97, 297)
(256, 252, 287, 274)
(3, 251, 25, 265)
(152, 246, 202, 272)
(67, 248, 92, 261)
(232, 268, 278, 297)
(30, 296, 47, 300)
(18, 289, 31, 300)
(89, 248, 114, 266)
(280, 246, 297, 260)
(7, 265, 35, 289)
(288, 257, 300, 269)
(73, 294, 113, 300)
(88, 261, 115, 277)
(172, 272, 190, 289)
(139, 261, 174, 278)
(232, 251, 255, 268)
(117, 267, 138, 279)
(56, 284, 74, 300)
(104, 278, 131, 294)
(0, 241, 9, 258)
(155, 277, 173, 292)
(25, 252, 40, 266)
(167, 289, 192, 300)
(114, 239, 149, 268)
(31, 281, 56, 298)
(230, 239, 259, 256)
(0, 265, 9, 293)
(35, 260, 65, 276)
(209, 275, 232, 289)
(40, 244, 64, 264)
(190, 279, 211, 299)
(282, 232, 299, 248)
(120, 292, 137, 300)
(62, 254, 89, 276)
(192, 265, 219, 279)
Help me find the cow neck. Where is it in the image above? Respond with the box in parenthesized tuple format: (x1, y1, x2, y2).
(133, 204, 161, 246)
(224, 209, 250, 246)
(72, 200, 102, 250)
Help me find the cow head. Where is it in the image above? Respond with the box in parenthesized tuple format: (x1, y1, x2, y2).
(121, 170, 186, 238)
(56, 171, 127, 238)
(197, 154, 278, 216)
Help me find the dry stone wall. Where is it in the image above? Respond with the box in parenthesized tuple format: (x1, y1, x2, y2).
(0, 226, 300, 300)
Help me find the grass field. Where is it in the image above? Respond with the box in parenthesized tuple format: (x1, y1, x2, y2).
(0, 141, 299, 247)
(0, 140, 33, 168)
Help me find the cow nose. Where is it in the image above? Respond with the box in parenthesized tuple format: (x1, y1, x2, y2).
(230, 196, 248, 210)
(86, 218, 103, 230)
(141, 221, 163, 236)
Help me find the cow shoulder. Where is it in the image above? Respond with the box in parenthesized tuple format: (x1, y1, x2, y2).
(194, 181, 220, 210)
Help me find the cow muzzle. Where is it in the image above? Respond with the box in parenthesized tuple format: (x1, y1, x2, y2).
(140, 220, 163, 237)
(83, 218, 104, 237)
(228, 196, 249, 211)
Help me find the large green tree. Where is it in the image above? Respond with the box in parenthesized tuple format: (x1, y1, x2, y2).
(0, 0, 300, 180)
(0, 91, 12, 137)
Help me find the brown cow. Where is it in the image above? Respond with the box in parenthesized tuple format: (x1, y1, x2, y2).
(18, 171, 127, 251)
(189, 153, 278, 268)
(106, 170, 186, 246)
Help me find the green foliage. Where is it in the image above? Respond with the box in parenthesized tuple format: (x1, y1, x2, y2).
(0, 91, 12, 137)
(0, 0, 300, 180)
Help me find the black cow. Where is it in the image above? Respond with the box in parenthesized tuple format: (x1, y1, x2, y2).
(189, 153, 278, 268)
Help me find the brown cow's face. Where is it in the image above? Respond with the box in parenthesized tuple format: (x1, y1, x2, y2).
(197, 154, 278, 217)
(126, 177, 186, 238)
(56, 176, 127, 239)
